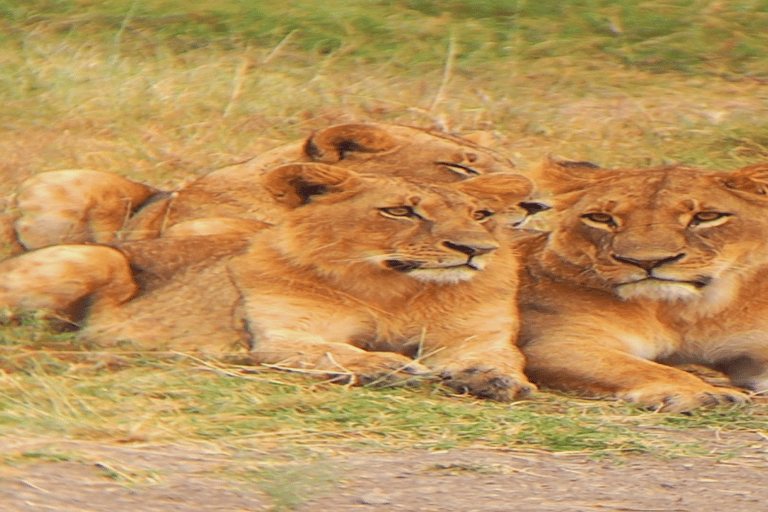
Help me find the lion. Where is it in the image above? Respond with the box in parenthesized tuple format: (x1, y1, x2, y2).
(2, 123, 517, 252)
(517, 156, 768, 412)
(3, 170, 161, 255)
(1, 163, 543, 401)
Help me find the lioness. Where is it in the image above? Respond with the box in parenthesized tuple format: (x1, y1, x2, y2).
(3, 123, 517, 251)
(518, 157, 768, 412)
(1, 163, 540, 400)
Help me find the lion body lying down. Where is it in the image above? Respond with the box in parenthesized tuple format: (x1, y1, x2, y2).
(3, 123, 517, 251)
(1, 163, 537, 400)
(519, 158, 768, 412)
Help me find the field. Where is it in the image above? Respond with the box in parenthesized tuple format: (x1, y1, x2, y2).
(2, 1, 768, 510)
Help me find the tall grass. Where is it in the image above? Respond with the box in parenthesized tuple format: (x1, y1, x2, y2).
(1, 0, 766, 196)
(7, 1, 768, 75)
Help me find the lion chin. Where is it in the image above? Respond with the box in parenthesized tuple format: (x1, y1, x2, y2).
(409, 267, 479, 284)
(615, 279, 704, 302)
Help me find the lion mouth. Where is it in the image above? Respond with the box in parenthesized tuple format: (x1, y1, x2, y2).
(384, 259, 480, 273)
(625, 276, 712, 289)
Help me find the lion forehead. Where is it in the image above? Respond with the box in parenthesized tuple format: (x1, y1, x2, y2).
(569, 170, 763, 219)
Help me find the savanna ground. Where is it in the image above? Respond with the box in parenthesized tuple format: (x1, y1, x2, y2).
(2, 1, 768, 510)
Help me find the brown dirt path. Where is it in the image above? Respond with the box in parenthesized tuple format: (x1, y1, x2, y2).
(2, 427, 767, 512)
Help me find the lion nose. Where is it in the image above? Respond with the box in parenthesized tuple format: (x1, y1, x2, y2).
(612, 253, 685, 271)
(519, 201, 551, 215)
(442, 240, 498, 257)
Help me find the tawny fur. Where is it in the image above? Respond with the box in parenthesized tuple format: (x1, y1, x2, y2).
(518, 157, 768, 412)
(123, 123, 518, 239)
(0, 123, 517, 250)
(0, 245, 137, 324)
(0, 163, 537, 401)
(7, 170, 160, 251)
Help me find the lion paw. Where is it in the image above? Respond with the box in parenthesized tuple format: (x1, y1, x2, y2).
(622, 385, 749, 413)
(440, 367, 536, 401)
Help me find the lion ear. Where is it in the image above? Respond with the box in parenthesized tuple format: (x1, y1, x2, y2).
(453, 172, 534, 205)
(262, 163, 360, 208)
(303, 123, 399, 163)
(531, 155, 608, 195)
(715, 162, 768, 196)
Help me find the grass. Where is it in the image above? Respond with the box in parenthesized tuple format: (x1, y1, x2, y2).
(2, 0, 768, 198)
(1, 0, 768, 504)
(1, 320, 766, 458)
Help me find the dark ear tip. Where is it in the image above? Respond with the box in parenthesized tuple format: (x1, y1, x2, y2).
(303, 123, 398, 162)
(303, 137, 325, 161)
(292, 179, 330, 205)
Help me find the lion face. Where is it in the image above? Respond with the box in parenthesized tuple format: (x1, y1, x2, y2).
(263, 163, 536, 285)
(536, 159, 768, 303)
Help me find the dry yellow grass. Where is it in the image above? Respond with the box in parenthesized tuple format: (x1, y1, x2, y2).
(2, 11, 767, 201)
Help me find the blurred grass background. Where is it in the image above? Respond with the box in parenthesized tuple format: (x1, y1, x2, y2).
(1, 0, 767, 195)
(1, 0, 768, 465)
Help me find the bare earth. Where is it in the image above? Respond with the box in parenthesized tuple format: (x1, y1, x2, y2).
(3, 425, 767, 512)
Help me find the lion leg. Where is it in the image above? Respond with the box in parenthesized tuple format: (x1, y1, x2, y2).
(524, 343, 748, 413)
(12, 170, 160, 249)
(421, 338, 535, 402)
(249, 333, 431, 386)
(0, 245, 137, 325)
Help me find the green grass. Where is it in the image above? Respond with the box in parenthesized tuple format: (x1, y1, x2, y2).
(1, 0, 768, 478)
(1, 323, 766, 458)
(6, 0, 768, 75)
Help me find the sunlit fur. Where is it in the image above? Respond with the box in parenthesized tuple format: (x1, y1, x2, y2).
(519, 157, 768, 412)
(0, 163, 538, 402)
(0, 123, 519, 253)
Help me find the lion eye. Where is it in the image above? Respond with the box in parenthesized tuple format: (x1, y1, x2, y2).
(380, 206, 419, 218)
(472, 209, 494, 221)
(690, 211, 731, 226)
(581, 212, 616, 226)
(437, 162, 481, 177)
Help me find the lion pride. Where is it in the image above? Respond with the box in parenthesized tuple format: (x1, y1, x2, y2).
(2, 123, 517, 252)
(1, 163, 541, 400)
(518, 157, 768, 412)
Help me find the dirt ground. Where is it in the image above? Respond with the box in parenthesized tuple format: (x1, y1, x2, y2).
(2, 425, 767, 512)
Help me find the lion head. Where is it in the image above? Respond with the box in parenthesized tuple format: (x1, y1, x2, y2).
(261, 162, 537, 286)
(531, 157, 768, 305)
(251, 122, 517, 181)
(519, 157, 768, 411)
